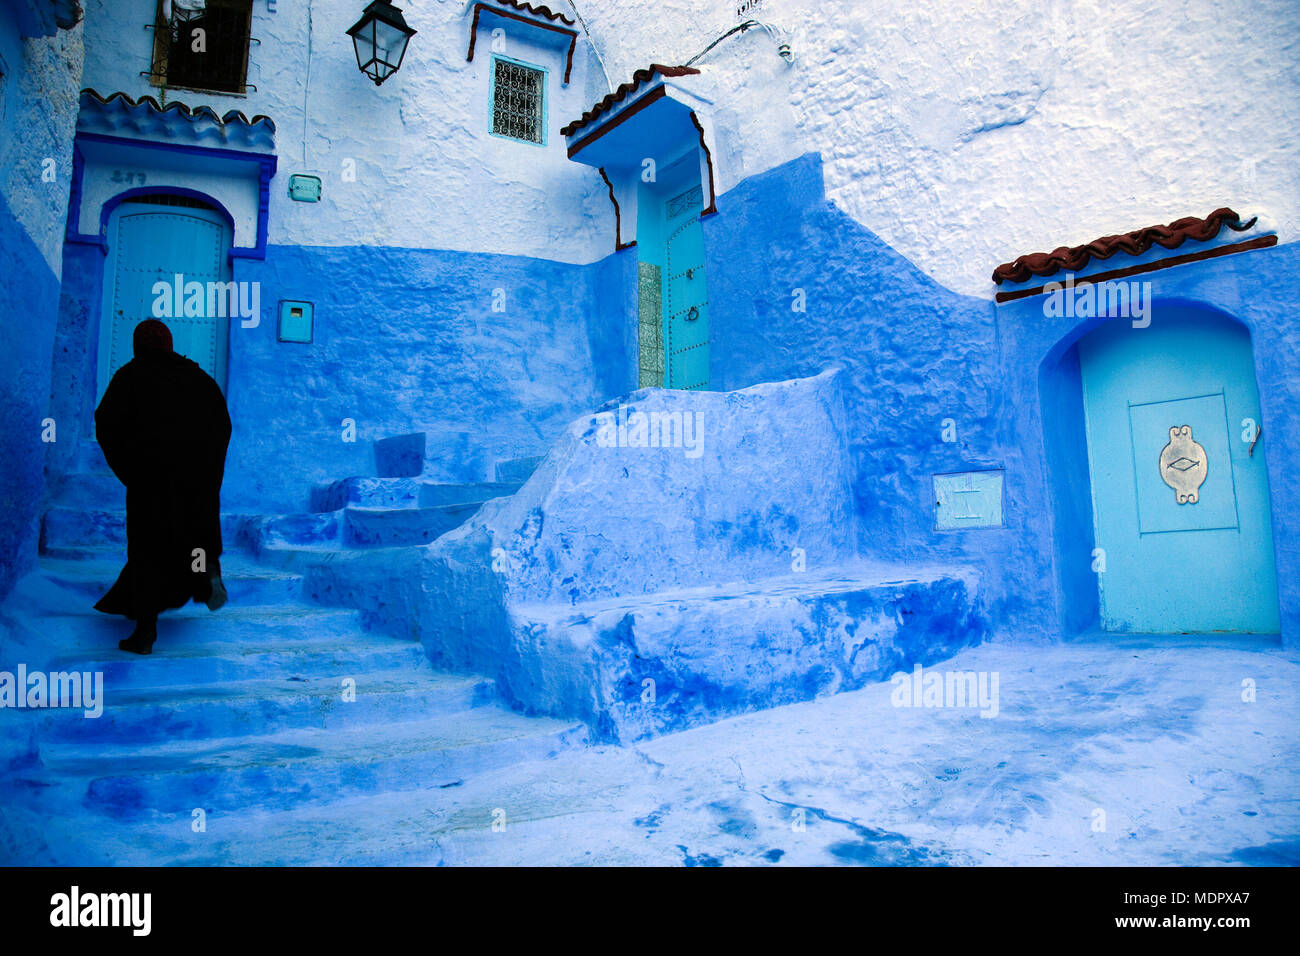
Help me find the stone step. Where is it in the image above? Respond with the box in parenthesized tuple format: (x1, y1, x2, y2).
(41, 507, 126, 548)
(494, 455, 546, 484)
(417, 481, 522, 508)
(312, 477, 523, 514)
(38, 555, 305, 606)
(44, 628, 428, 690)
(505, 566, 988, 743)
(343, 504, 485, 548)
(37, 708, 586, 817)
(41, 509, 249, 552)
(49, 472, 125, 511)
(34, 668, 496, 744)
(311, 476, 420, 512)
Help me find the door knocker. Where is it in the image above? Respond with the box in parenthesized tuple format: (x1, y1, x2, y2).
(1159, 424, 1208, 504)
(686, 306, 699, 322)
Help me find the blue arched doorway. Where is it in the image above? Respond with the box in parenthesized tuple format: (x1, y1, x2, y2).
(1075, 305, 1280, 633)
(96, 192, 233, 406)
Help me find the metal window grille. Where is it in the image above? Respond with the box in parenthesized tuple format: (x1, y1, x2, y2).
(492, 59, 544, 144)
(122, 193, 216, 210)
(150, 0, 254, 95)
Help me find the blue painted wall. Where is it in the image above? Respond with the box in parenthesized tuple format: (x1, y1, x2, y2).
(702, 151, 1299, 645)
(219, 243, 635, 512)
(0, 189, 61, 597)
(702, 153, 1047, 639)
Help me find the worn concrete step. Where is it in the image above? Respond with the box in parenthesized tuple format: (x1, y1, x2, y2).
(44, 627, 426, 690)
(41, 507, 126, 548)
(311, 477, 524, 514)
(417, 482, 521, 508)
(244, 512, 343, 549)
(510, 565, 988, 743)
(343, 504, 484, 548)
(38, 555, 305, 606)
(49, 472, 125, 511)
(41, 509, 249, 552)
(311, 477, 419, 512)
(39, 708, 587, 817)
(494, 455, 545, 484)
(34, 668, 496, 744)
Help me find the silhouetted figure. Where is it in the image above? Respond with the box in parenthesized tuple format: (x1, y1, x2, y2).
(93, 319, 233, 654)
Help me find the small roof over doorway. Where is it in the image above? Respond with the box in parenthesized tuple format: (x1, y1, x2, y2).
(561, 64, 717, 250)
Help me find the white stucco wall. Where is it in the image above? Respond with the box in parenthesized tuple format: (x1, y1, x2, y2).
(74, 138, 262, 246)
(78, 0, 615, 262)
(74, 0, 1300, 296)
(573, 0, 1300, 296)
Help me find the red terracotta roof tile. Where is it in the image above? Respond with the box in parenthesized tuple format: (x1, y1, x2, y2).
(992, 208, 1259, 285)
(560, 64, 700, 138)
(493, 0, 574, 25)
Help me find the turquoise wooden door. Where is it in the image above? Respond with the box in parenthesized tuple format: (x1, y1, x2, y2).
(98, 200, 231, 404)
(664, 200, 709, 391)
(1079, 311, 1280, 633)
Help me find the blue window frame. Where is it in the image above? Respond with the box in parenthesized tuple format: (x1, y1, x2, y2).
(489, 54, 547, 146)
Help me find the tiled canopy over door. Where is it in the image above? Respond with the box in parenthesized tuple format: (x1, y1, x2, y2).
(99, 201, 232, 403)
(1079, 311, 1280, 634)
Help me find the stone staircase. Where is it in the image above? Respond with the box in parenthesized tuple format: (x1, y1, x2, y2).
(0, 439, 582, 864)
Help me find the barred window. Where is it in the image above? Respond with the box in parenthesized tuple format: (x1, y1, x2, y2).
(492, 57, 545, 145)
(150, 0, 254, 95)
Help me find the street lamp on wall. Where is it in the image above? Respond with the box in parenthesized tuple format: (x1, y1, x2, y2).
(347, 1, 416, 86)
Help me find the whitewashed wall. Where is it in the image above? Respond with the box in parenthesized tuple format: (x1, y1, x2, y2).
(76, 0, 1300, 297)
(78, 0, 614, 262)
(573, 0, 1300, 296)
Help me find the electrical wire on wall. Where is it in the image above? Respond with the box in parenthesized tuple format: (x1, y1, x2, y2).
(565, 0, 613, 93)
(685, 19, 792, 67)
(302, 0, 313, 167)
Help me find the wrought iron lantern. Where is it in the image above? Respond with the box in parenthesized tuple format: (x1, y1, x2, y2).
(347, 1, 416, 86)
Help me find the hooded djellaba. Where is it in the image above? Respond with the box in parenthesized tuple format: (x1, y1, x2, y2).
(93, 319, 233, 654)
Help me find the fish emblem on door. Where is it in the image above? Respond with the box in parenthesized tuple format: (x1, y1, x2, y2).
(1159, 424, 1208, 504)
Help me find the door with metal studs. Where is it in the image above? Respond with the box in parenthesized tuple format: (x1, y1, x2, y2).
(663, 185, 710, 391)
(1079, 310, 1280, 633)
(97, 200, 232, 407)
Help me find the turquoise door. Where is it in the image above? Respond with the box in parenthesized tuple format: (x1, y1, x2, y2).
(663, 197, 709, 390)
(98, 200, 232, 404)
(1079, 311, 1280, 633)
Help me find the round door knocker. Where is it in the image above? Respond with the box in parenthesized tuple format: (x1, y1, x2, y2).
(686, 306, 699, 322)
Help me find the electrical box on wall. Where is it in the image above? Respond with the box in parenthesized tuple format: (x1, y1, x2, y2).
(278, 300, 314, 343)
(288, 174, 321, 202)
(933, 470, 1005, 530)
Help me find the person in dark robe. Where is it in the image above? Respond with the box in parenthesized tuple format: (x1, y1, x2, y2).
(93, 319, 233, 654)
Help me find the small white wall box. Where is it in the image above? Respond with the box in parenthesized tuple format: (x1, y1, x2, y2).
(278, 301, 314, 343)
(933, 470, 1004, 530)
(288, 174, 321, 202)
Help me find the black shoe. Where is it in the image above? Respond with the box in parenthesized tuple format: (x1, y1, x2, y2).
(205, 574, 227, 612)
(119, 626, 156, 655)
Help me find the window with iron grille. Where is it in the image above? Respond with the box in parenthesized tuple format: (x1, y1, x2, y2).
(149, 0, 254, 95)
(491, 57, 545, 145)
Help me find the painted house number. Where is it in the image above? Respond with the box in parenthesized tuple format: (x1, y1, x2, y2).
(111, 170, 147, 185)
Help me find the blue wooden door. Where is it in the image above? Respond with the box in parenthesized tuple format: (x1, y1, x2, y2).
(664, 197, 710, 391)
(98, 201, 231, 403)
(1079, 311, 1280, 633)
